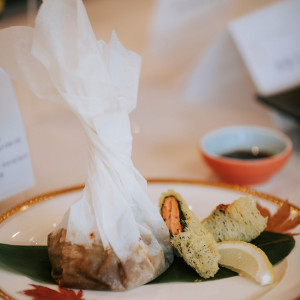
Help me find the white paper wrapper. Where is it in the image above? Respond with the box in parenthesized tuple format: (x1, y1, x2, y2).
(0, 0, 173, 290)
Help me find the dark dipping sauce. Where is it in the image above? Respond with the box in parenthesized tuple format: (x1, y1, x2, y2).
(221, 150, 274, 160)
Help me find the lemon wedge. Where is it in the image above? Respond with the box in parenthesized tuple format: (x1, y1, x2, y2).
(217, 241, 275, 285)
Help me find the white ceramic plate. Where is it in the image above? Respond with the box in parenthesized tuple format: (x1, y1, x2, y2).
(0, 180, 299, 300)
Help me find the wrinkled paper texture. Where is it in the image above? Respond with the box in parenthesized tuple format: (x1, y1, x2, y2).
(0, 0, 172, 283)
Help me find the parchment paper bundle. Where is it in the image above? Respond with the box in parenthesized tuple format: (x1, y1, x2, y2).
(0, 0, 173, 290)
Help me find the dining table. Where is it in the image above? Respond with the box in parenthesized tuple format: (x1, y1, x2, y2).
(0, 0, 299, 299)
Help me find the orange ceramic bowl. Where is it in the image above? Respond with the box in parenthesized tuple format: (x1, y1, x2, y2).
(200, 126, 293, 185)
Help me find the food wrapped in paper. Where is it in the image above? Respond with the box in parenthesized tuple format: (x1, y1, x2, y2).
(0, 0, 173, 291)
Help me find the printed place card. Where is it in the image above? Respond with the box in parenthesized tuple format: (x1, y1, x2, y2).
(229, 0, 300, 96)
(0, 68, 34, 201)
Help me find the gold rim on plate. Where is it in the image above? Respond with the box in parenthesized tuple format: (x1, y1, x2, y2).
(0, 179, 299, 300)
(1, 179, 300, 225)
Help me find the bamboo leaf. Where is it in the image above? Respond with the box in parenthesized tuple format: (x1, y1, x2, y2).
(0, 243, 54, 284)
(150, 231, 295, 284)
(0, 231, 295, 285)
(251, 231, 295, 265)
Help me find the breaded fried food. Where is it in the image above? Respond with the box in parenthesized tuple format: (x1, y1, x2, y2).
(202, 196, 267, 242)
(159, 190, 220, 279)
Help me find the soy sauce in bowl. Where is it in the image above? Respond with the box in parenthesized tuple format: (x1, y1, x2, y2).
(200, 126, 293, 185)
(222, 147, 274, 160)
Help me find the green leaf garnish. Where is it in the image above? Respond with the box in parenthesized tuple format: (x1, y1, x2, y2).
(150, 231, 295, 284)
(0, 231, 295, 285)
(0, 243, 54, 283)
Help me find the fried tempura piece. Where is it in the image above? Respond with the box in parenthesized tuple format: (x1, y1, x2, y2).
(159, 190, 220, 279)
(202, 196, 267, 242)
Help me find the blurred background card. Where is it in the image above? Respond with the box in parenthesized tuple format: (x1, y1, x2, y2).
(0, 68, 34, 201)
(229, 0, 300, 97)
